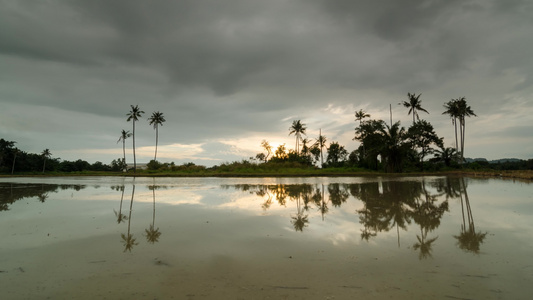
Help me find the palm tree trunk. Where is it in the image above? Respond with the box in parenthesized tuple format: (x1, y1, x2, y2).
(132, 121, 137, 173)
(11, 152, 16, 174)
(154, 126, 159, 161)
(454, 118, 459, 153)
(42, 158, 46, 173)
(461, 119, 466, 160)
(122, 140, 127, 172)
(459, 119, 464, 162)
(295, 134, 299, 155)
(152, 181, 156, 227)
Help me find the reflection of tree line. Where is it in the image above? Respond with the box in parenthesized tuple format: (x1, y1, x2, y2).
(112, 179, 163, 252)
(227, 177, 487, 258)
(0, 183, 87, 211)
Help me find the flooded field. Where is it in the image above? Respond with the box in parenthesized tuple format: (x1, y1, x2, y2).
(1, 176, 532, 299)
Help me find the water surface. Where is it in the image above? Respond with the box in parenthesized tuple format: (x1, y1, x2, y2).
(1, 176, 532, 299)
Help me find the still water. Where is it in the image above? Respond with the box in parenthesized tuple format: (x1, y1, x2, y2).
(0, 176, 532, 299)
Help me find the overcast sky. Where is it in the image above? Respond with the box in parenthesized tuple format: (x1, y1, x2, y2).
(1, 0, 532, 166)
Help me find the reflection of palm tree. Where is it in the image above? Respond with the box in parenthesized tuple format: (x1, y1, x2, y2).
(290, 195, 309, 232)
(318, 184, 328, 221)
(145, 181, 162, 244)
(328, 184, 349, 207)
(122, 182, 138, 252)
(413, 234, 438, 260)
(37, 192, 48, 203)
(454, 177, 487, 254)
(113, 184, 128, 224)
(358, 204, 377, 241)
(411, 180, 448, 259)
(257, 187, 273, 211)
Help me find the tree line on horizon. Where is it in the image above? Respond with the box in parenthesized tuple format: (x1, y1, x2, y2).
(1, 94, 532, 174)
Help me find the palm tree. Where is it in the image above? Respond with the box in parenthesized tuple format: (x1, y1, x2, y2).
(434, 146, 460, 167)
(148, 111, 166, 161)
(355, 110, 371, 158)
(41, 149, 51, 173)
(288, 120, 307, 154)
(11, 148, 18, 175)
(402, 93, 429, 125)
(355, 109, 370, 126)
(117, 130, 132, 172)
(442, 99, 460, 153)
(314, 129, 327, 168)
(379, 122, 408, 173)
(456, 97, 476, 161)
(126, 105, 145, 173)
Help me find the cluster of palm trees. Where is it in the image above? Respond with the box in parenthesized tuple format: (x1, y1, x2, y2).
(120, 105, 166, 172)
(442, 97, 477, 162)
(257, 93, 476, 172)
(274, 120, 329, 166)
(354, 93, 476, 171)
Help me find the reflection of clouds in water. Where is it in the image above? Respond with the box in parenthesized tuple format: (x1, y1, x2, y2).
(135, 188, 204, 205)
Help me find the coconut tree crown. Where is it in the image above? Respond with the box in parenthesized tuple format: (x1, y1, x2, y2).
(402, 93, 429, 124)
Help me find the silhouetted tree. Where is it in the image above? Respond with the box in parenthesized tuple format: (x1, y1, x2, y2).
(407, 120, 443, 169)
(289, 120, 307, 154)
(117, 130, 132, 172)
(402, 93, 429, 125)
(148, 111, 166, 161)
(126, 105, 144, 172)
(456, 97, 477, 161)
(41, 149, 51, 173)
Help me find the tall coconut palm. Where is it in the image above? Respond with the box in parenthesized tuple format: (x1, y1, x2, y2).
(148, 111, 166, 161)
(442, 99, 460, 153)
(355, 109, 370, 126)
(126, 105, 144, 173)
(117, 130, 132, 172)
(402, 93, 429, 125)
(456, 97, 476, 161)
(355, 109, 371, 158)
(11, 148, 18, 175)
(288, 120, 307, 154)
(314, 129, 327, 167)
(41, 148, 51, 173)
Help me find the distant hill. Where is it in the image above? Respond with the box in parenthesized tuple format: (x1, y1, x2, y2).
(465, 157, 522, 164)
